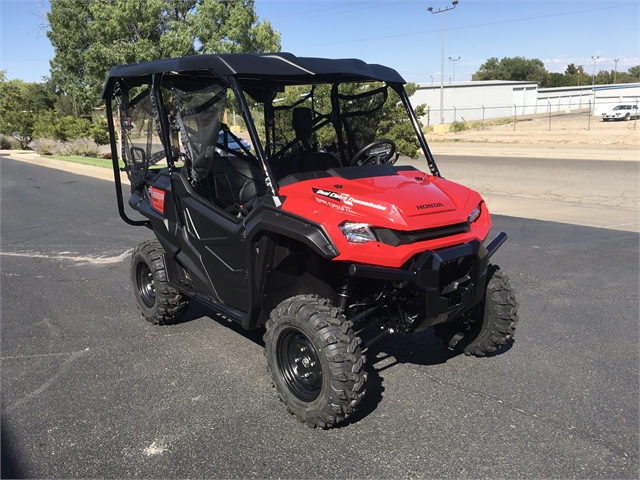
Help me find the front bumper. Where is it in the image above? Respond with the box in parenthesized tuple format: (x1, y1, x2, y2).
(349, 232, 507, 330)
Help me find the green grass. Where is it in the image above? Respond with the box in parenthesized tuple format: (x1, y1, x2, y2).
(46, 155, 124, 169)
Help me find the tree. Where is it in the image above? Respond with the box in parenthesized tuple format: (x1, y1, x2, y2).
(565, 63, 578, 76)
(472, 56, 548, 84)
(545, 72, 571, 88)
(47, 0, 281, 113)
(473, 58, 640, 87)
(0, 71, 57, 148)
(628, 66, 640, 80)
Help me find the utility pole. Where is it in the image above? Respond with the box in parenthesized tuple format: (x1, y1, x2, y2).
(591, 56, 599, 117)
(428, 0, 458, 124)
(614, 58, 619, 84)
(449, 56, 460, 83)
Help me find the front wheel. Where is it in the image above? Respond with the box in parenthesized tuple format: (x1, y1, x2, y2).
(624, 113, 631, 121)
(264, 295, 366, 428)
(130, 240, 190, 325)
(434, 264, 519, 357)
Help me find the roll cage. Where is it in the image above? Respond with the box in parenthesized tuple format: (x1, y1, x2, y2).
(102, 53, 440, 225)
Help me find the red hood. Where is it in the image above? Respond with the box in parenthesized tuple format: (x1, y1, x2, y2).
(279, 167, 477, 230)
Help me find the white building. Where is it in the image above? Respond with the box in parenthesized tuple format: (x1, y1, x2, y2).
(537, 83, 640, 115)
(536, 85, 594, 113)
(411, 81, 538, 124)
(593, 84, 640, 116)
(409, 81, 640, 124)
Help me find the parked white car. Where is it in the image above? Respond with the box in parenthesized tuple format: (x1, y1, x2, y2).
(601, 104, 639, 121)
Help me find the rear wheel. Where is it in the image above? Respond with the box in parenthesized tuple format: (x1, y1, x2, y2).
(264, 295, 366, 428)
(130, 240, 189, 325)
(434, 264, 518, 356)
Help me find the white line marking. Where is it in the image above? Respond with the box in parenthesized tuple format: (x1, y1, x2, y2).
(0, 249, 132, 265)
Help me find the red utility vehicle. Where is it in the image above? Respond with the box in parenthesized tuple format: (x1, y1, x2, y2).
(102, 53, 519, 428)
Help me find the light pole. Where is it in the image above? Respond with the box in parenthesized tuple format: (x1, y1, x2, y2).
(428, 0, 458, 124)
(614, 58, 619, 84)
(591, 55, 599, 117)
(577, 65, 584, 87)
(449, 56, 460, 83)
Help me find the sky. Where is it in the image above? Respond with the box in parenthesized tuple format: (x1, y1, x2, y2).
(1, 0, 638, 84)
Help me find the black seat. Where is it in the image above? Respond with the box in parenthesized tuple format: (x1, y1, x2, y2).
(294, 152, 341, 172)
(292, 108, 314, 151)
(196, 156, 267, 213)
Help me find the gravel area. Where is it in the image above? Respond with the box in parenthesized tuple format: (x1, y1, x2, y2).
(425, 109, 639, 150)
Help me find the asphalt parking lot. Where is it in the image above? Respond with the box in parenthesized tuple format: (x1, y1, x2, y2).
(1, 156, 639, 478)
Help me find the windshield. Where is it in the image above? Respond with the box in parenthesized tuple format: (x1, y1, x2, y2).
(613, 105, 631, 110)
(240, 80, 424, 170)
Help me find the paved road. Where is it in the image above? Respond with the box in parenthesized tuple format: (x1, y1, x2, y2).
(1, 156, 639, 478)
(400, 154, 639, 232)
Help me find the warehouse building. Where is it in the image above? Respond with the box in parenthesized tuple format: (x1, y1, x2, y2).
(409, 81, 640, 124)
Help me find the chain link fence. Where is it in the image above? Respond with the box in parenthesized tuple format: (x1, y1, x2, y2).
(423, 100, 638, 131)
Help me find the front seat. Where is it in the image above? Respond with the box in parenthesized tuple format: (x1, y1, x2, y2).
(196, 156, 267, 214)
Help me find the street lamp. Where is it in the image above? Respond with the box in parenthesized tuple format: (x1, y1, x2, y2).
(428, 0, 458, 124)
(591, 55, 599, 117)
(614, 58, 619, 84)
(591, 55, 599, 88)
(577, 64, 584, 87)
(449, 56, 460, 83)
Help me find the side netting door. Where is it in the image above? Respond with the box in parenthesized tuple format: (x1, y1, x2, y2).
(170, 82, 252, 312)
(117, 84, 169, 189)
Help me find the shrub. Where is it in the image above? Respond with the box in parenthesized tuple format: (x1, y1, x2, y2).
(34, 114, 110, 145)
(88, 121, 110, 145)
(34, 138, 63, 155)
(0, 134, 20, 150)
(449, 121, 468, 133)
(57, 137, 100, 157)
(32, 111, 59, 139)
(493, 117, 514, 125)
(55, 116, 92, 141)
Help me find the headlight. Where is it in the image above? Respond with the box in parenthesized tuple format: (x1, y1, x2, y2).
(339, 221, 377, 243)
(468, 203, 482, 224)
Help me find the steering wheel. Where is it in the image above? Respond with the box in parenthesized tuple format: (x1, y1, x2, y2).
(349, 139, 396, 166)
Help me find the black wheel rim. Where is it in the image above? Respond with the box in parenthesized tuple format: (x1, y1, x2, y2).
(136, 262, 155, 308)
(276, 327, 322, 402)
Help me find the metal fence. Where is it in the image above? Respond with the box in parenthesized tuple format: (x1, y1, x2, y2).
(423, 99, 638, 131)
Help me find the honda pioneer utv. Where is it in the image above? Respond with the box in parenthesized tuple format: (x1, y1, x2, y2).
(102, 53, 518, 429)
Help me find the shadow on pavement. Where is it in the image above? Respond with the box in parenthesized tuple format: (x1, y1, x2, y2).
(1, 416, 23, 479)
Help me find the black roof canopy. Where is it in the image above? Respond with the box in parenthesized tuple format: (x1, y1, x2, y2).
(101, 52, 406, 99)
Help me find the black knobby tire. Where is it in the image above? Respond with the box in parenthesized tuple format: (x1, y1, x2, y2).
(434, 264, 519, 357)
(264, 295, 367, 428)
(130, 240, 190, 325)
